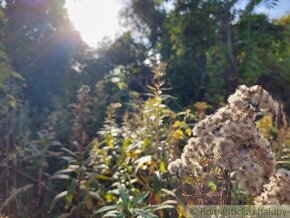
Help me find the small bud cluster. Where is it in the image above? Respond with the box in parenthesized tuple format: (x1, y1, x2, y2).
(254, 169, 290, 205)
(168, 85, 279, 195)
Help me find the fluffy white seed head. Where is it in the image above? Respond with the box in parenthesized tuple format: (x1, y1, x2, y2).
(254, 169, 290, 205)
(169, 85, 280, 195)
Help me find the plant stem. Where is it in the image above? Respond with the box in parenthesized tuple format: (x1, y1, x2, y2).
(221, 170, 231, 205)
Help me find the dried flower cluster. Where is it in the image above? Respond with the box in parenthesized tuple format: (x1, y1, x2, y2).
(254, 169, 290, 205)
(168, 85, 280, 195)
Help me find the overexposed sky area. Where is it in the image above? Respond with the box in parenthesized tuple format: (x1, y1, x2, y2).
(255, 0, 290, 18)
(65, 0, 125, 48)
(65, 0, 290, 48)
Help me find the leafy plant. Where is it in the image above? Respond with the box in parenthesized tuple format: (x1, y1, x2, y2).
(93, 186, 177, 218)
(49, 85, 103, 217)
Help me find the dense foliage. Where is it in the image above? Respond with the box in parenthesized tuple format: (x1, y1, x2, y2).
(0, 0, 289, 217)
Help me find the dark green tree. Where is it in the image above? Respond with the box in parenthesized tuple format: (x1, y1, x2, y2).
(122, 0, 287, 108)
(2, 0, 86, 111)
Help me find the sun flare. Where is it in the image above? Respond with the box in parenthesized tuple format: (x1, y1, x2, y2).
(65, 0, 123, 48)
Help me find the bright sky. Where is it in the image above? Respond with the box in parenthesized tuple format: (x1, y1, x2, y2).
(255, 0, 290, 18)
(65, 0, 125, 48)
(65, 0, 290, 48)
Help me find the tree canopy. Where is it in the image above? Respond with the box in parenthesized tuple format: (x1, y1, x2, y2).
(0, 0, 289, 217)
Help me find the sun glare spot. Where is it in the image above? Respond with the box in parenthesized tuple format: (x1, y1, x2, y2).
(65, 0, 124, 48)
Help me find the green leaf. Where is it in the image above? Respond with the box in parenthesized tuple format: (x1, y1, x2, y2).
(153, 175, 162, 194)
(160, 94, 172, 101)
(147, 84, 157, 91)
(95, 174, 112, 180)
(176, 112, 186, 116)
(10, 71, 25, 81)
(102, 210, 120, 218)
(134, 156, 152, 173)
(117, 81, 127, 90)
(51, 174, 70, 180)
(152, 204, 175, 211)
(65, 179, 76, 209)
(89, 191, 102, 200)
(161, 200, 178, 205)
(94, 205, 118, 214)
(54, 168, 75, 175)
(131, 192, 149, 207)
(134, 209, 159, 218)
(61, 148, 77, 157)
(49, 191, 67, 212)
(277, 161, 290, 165)
(118, 187, 130, 208)
(161, 189, 176, 198)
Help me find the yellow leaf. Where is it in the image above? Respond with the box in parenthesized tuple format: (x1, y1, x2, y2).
(105, 193, 113, 203)
(9, 97, 17, 108)
(105, 135, 114, 149)
(208, 180, 217, 192)
(95, 175, 111, 180)
(178, 204, 184, 218)
(186, 128, 192, 136)
(160, 160, 166, 173)
(143, 138, 149, 150)
(173, 120, 181, 128)
(175, 129, 184, 139)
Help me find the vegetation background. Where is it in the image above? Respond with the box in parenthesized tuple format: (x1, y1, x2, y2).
(0, 0, 289, 217)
